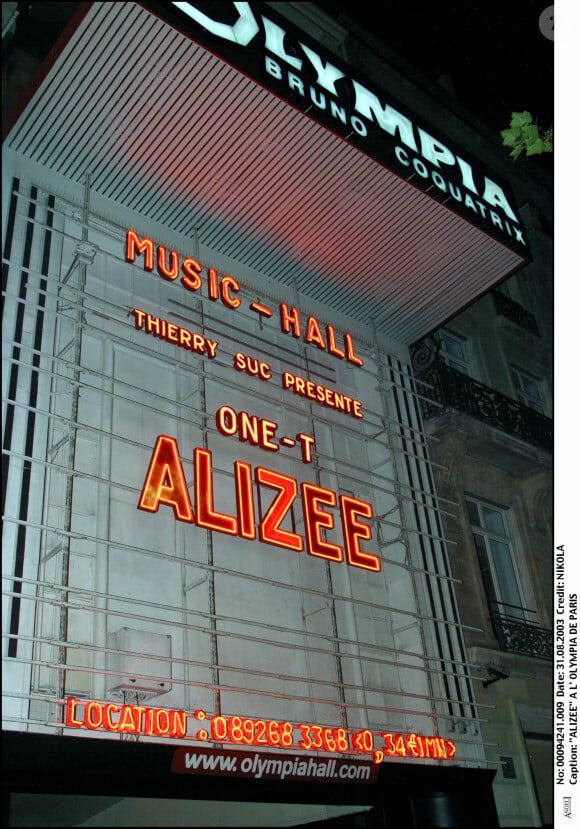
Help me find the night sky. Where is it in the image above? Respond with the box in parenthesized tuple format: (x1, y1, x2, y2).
(319, 0, 554, 175)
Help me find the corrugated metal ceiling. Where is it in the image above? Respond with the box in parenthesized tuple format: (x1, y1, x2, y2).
(4, 1, 525, 344)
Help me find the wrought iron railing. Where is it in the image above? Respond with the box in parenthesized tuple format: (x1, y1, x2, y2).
(489, 602, 552, 661)
(491, 290, 540, 336)
(419, 361, 553, 452)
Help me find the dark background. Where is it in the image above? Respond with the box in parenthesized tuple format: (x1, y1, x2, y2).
(320, 0, 554, 175)
(5, 2, 555, 175)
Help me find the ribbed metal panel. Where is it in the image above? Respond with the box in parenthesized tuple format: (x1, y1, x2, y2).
(4, 1, 524, 344)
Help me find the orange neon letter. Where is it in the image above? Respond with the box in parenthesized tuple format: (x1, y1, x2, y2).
(194, 448, 237, 534)
(208, 268, 219, 300)
(103, 703, 120, 732)
(340, 495, 379, 571)
(85, 701, 103, 730)
(344, 333, 363, 366)
(424, 737, 438, 758)
(301, 483, 343, 562)
(170, 710, 188, 739)
(126, 229, 154, 270)
(297, 433, 315, 463)
(326, 325, 345, 358)
(138, 436, 194, 522)
(118, 705, 140, 733)
(153, 708, 170, 735)
(280, 303, 301, 338)
(157, 245, 179, 280)
(235, 460, 256, 539)
(66, 697, 83, 728)
(257, 467, 303, 552)
(305, 316, 326, 350)
(216, 405, 237, 437)
(221, 275, 241, 308)
(181, 258, 203, 291)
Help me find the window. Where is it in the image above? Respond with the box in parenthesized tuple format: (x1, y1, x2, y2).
(438, 330, 470, 375)
(510, 366, 546, 414)
(465, 497, 525, 620)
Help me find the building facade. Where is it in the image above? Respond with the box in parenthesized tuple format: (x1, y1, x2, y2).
(2, 3, 552, 826)
(413, 213, 553, 826)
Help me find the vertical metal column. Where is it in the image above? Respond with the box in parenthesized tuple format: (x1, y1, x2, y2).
(403, 353, 479, 729)
(198, 300, 221, 719)
(56, 174, 93, 726)
(293, 282, 348, 730)
(369, 319, 437, 716)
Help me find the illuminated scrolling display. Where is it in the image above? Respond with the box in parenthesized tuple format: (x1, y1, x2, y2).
(65, 698, 457, 762)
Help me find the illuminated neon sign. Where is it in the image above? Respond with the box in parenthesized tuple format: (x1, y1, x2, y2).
(137, 436, 379, 571)
(65, 697, 457, 762)
(131, 308, 218, 358)
(127, 228, 377, 570)
(127, 231, 365, 367)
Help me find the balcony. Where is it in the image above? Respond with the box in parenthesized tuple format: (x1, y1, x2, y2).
(418, 361, 553, 453)
(491, 289, 540, 336)
(489, 602, 552, 661)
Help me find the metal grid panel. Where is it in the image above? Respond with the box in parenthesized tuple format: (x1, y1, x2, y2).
(2, 176, 489, 767)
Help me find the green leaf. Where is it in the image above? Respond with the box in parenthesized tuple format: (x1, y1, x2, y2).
(521, 123, 540, 143)
(501, 129, 517, 146)
(511, 110, 532, 127)
(526, 139, 545, 156)
(500, 114, 552, 159)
